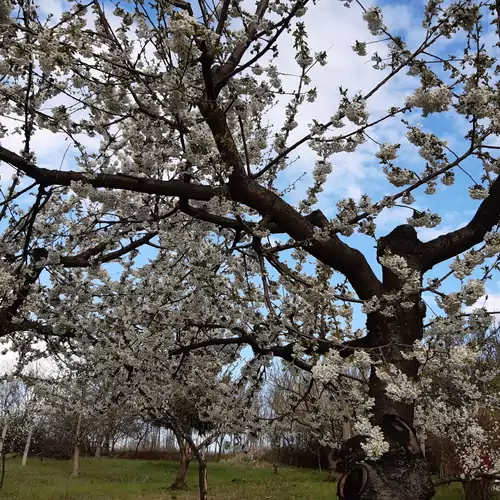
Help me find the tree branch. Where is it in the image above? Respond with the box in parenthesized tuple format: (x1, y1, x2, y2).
(0, 146, 216, 201)
(169, 325, 371, 366)
(197, 99, 383, 300)
(421, 175, 500, 270)
(177, 200, 246, 231)
(214, 0, 308, 94)
(2, 122, 382, 300)
(59, 232, 157, 267)
(213, 0, 269, 95)
(234, 178, 383, 299)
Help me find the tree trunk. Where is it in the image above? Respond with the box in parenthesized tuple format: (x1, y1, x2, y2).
(135, 428, 147, 453)
(337, 226, 436, 500)
(0, 421, 8, 455)
(22, 423, 34, 466)
(216, 437, 223, 463)
(71, 413, 82, 478)
(0, 420, 8, 487)
(463, 479, 494, 500)
(170, 448, 191, 490)
(327, 448, 337, 482)
(103, 433, 110, 455)
(94, 424, 103, 459)
(0, 452, 5, 489)
(176, 430, 208, 500)
(419, 430, 426, 458)
(170, 431, 192, 490)
(198, 458, 208, 500)
(342, 402, 351, 441)
(72, 440, 80, 477)
(0, 422, 7, 491)
(149, 426, 155, 451)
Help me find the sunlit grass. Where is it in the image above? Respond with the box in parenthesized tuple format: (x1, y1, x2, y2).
(0, 456, 485, 499)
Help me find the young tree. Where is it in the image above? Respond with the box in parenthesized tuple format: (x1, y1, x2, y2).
(1, 1, 500, 499)
(0, 378, 32, 486)
(134, 361, 257, 499)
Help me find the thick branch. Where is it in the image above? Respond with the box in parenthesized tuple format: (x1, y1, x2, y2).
(0, 146, 216, 201)
(178, 202, 326, 234)
(177, 200, 245, 231)
(4, 319, 54, 336)
(421, 175, 500, 270)
(235, 179, 383, 299)
(198, 101, 383, 300)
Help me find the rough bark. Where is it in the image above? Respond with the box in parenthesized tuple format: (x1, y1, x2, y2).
(337, 415, 434, 500)
(338, 226, 435, 500)
(463, 479, 495, 500)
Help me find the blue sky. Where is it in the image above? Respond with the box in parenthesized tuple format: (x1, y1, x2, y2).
(284, 0, 500, 320)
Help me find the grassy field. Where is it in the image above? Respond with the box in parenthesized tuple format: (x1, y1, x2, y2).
(0, 457, 474, 499)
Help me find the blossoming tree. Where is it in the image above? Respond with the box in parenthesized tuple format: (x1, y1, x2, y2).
(1, 0, 500, 498)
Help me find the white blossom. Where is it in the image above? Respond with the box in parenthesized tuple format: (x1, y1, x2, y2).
(406, 86, 453, 116)
(362, 7, 384, 36)
(376, 143, 400, 162)
(354, 417, 390, 459)
(468, 184, 489, 200)
(344, 98, 368, 125)
(352, 41, 367, 56)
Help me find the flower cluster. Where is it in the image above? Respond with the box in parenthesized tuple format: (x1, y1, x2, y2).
(362, 7, 384, 36)
(406, 86, 452, 116)
(353, 417, 390, 459)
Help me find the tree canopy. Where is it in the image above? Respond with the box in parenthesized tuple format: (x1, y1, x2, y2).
(1, 0, 500, 498)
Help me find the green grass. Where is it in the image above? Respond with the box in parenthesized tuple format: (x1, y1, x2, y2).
(0, 457, 481, 499)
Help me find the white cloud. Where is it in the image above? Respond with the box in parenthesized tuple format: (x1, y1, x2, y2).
(467, 293, 500, 322)
(375, 205, 411, 233)
(418, 223, 463, 243)
(237, 0, 422, 211)
(39, 0, 66, 22)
